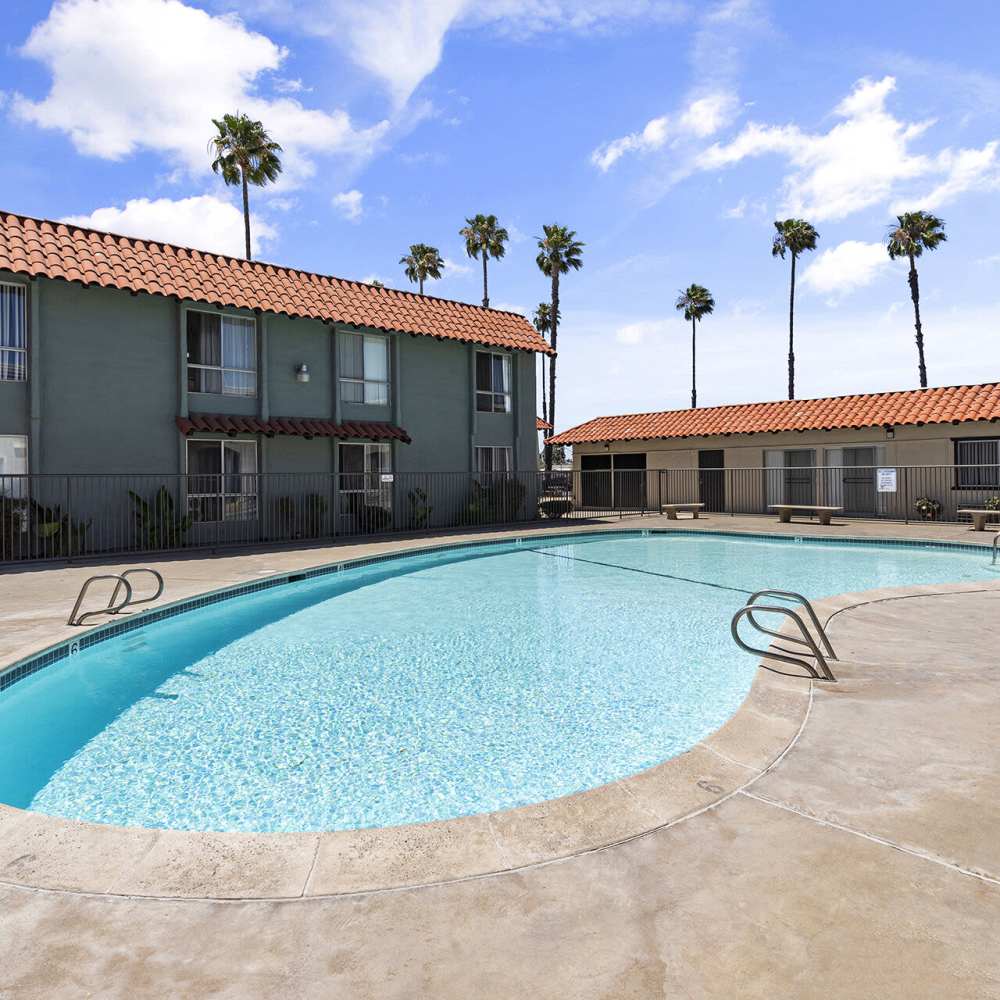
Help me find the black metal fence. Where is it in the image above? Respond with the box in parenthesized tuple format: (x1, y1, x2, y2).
(1, 465, 998, 563)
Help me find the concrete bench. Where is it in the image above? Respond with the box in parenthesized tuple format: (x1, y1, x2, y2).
(769, 504, 842, 526)
(958, 509, 999, 531)
(661, 503, 705, 520)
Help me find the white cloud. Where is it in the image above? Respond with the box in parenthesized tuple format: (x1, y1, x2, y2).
(492, 302, 528, 316)
(800, 241, 891, 301)
(245, 0, 685, 105)
(615, 319, 670, 345)
(899, 141, 1000, 212)
(442, 257, 472, 276)
(63, 195, 276, 258)
(724, 197, 747, 218)
(13, 0, 389, 185)
(695, 76, 1000, 221)
(332, 189, 364, 221)
(592, 91, 738, 171)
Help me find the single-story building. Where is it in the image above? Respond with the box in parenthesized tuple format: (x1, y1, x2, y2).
(546, 383, 1000, 521)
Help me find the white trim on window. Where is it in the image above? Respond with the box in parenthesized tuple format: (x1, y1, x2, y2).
(475, 351, 512, 413)
(186, 308, 257, 398)
(185, 439, 258, 522)
(339, 332, 390, 406)
(0, 282, 27, 383)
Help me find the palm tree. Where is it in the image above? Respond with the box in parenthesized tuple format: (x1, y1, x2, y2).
(536, 225, 584, 470)
(675, 284, 715, 408)
(533, 301, 559, 426)
(208, 113, 283, 260)
(886, 211, 947, 388)
(460, 214, 509, 308)
(399, 244, 444, 294)
(771, 219, 819, 400)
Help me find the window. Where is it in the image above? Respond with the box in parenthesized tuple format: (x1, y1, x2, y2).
(476, 351, 511, 413)
(475, 446, 513, 475)
(339, 333, 389, 405)
(186, 311, 257, 397)
(185, 440, 258, 521)
(1, 283, 27, 382)
(955, 439, 1000, 488)
(0, 435, 27, 498)
(339, 443, 391, 496)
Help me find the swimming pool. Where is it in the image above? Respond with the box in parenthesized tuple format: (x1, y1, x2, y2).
(0, 531, 993, 833)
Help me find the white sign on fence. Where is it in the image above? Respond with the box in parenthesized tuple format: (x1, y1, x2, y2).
(380, 473, 395, 484)
(876, 468, 897, 493)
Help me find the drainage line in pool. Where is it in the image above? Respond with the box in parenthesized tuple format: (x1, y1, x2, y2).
(526, 548, 754, 596)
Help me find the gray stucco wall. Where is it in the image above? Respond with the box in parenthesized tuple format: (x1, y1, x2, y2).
(0, 273, 538, 476)
(38, 280, 178, 474)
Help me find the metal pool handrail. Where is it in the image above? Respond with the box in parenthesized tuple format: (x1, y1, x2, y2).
(745, 589, 837, 661)
(108, 568, 164, 613)
(731, 590, 837, 682)
(67, 567, 164, 626)
(67, 575, 133, 626)
(992, 532, 999, 566)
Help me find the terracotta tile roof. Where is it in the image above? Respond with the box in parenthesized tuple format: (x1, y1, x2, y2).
(0, 211, 552, 355)
(176, 414, 410, 443)
(547, 383, 1000, 445)
(536, 416, 552, 431)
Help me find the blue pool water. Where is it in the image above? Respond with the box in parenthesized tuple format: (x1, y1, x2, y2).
(0, 532, 993, 832)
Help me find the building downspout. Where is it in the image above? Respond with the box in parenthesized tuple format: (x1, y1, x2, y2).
(28, 279, 41, 473)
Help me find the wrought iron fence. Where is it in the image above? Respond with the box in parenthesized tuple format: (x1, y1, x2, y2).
(0, 464, 997, 563)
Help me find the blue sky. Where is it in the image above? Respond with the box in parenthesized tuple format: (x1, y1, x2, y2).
(2, 0, 999, 432)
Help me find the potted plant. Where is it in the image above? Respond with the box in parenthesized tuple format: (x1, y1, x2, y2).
(984, 496, 1000, 513)
(913, 496, 941, 521)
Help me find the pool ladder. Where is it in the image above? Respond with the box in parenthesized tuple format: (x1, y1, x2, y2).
(67, 568, 164, 626)
(731, 589, 837, 682)
(992, 532, 1000, 566)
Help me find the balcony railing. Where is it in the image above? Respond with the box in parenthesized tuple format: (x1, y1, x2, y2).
(0, 465, 997, 563)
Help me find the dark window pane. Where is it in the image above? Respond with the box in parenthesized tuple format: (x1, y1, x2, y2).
(187, 312, 221, 366)
(476, 352, 492, 392)
(341, 380, 364, 403)
(339, 334, 364, 380)
(476, 391, 492, 412)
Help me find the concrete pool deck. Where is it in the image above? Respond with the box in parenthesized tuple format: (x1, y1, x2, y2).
(1, 516, 999, 997)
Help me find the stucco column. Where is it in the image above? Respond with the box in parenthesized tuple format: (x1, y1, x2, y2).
(28, 279, 41, 473)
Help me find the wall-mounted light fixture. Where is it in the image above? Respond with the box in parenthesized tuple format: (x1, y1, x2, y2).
(295, 363, 310, 384)
(885, 425, 895, 440)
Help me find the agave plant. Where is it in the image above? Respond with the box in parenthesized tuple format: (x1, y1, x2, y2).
(130, 486, 192, 550)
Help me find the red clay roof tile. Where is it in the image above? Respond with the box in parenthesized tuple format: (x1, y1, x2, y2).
(1, 211, 551, 356)
(547, 383, 1000, 445)
(176, 414, 410, 443)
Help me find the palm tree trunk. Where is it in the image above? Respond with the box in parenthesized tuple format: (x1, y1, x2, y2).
(787, 252, 796, 400)
(419, 275, 424, 295)
(908, 252, 927, 388)
(541, 353, 548, 426)
(241, 170, 252, 260)
(690, 317, 697, 409)
(482, 255, 489, 309)
(545, 273, 559, 473)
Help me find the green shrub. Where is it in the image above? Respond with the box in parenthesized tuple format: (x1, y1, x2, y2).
(539, 497, 574, 519)
(465, 477, 527, 525)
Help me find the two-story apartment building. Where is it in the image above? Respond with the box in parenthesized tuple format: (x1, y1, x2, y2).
(0, 212, 551, 547)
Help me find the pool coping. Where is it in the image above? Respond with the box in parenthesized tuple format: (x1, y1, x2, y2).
(0, 528, 996, 901)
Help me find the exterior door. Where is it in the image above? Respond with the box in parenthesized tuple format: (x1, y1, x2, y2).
(580, 454, 612, 508)
(842, 446, 877, 514)
(784, 449, 815, 506)
(698, 450, 725, 512)
(613, 453, 647, 510)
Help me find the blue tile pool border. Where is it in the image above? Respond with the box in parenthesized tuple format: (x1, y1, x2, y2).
(1, 526, 992, 694)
